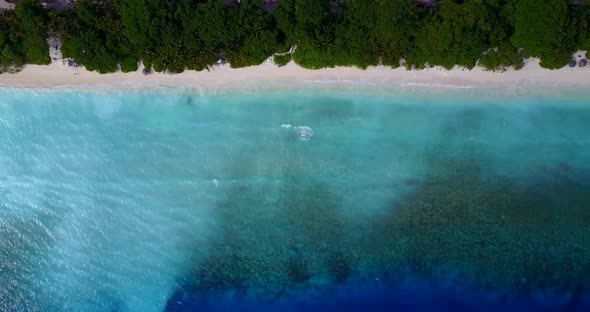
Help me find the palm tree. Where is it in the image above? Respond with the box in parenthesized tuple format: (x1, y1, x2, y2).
(47, 9, 65, 36)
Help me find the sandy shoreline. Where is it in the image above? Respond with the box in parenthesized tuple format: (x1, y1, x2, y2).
(1, 57, 590, 94)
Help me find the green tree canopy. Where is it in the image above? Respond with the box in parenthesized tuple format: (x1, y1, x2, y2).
(0, 11, 27, 73)
(1, 0, 590, 73)
(15, 0, 50, 65)
(408, 0, 494, 69)
(61, 0, 137, 73)
(338, 0, 417, 68)
(512, 0, 568, 61)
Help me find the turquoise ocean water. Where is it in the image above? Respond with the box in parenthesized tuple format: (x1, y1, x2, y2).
(1, 87, 589, 311)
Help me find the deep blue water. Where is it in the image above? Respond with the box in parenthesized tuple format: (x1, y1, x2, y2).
(1, 88, 589, 311)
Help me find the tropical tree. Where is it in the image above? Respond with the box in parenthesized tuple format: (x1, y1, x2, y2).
(15, 0, 50, 65)
(512, 0, 569, 68)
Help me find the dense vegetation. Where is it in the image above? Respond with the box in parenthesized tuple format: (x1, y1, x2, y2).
(1, 0, 590, 73)
(0, 0, 50, 73)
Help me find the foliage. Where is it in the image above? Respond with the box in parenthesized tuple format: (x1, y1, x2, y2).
(15, 0, 50, 65)
(408, 0, 497, 70)
(0, 0, 52, 73)
(479, 43, 525, 71)
(273, 54, 291, 67)
(224, 2, 279, 68)
(292, 41, 335, 69)
(512, 0, 567, 58)
(338, 0, 417, 68)
(273, 0, 297, 50)
(538, 48, 572, 69)
(61, 1, 136, 73)
(120, 56, 138, 73)
(1, 0, 590, 73)
(0, 11, 26, 73)
(510, 0, 583, 68)
(287, 0, 340, 68)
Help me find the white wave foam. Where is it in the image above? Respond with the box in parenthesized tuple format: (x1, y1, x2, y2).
(400, 82, 475, 89)
(281, 124, 314, 141)
(302, 79, 376, 86)
(295, 126, 314, 142)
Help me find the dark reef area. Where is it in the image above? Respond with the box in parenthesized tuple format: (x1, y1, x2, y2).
(163, 155, 590, 311)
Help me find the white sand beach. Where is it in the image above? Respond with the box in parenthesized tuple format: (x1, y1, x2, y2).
(1, 56, 590, 92)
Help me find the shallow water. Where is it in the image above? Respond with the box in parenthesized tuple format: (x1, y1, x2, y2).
(1, 88, 589, 311)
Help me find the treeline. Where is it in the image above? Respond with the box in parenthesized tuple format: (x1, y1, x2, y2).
(1, 0, 590, 74)
(0, 0, 51, 73)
